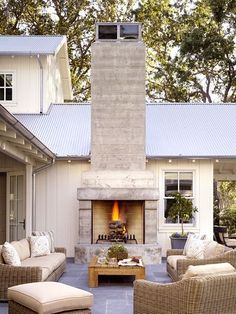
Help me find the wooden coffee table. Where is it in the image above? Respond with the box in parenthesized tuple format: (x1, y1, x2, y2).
(88, 256, 145, 288)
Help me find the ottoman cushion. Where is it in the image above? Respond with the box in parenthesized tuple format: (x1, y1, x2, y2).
(8, 282, 93, 314)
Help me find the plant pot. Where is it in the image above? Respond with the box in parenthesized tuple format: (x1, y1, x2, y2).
(170, 236, 187, 249)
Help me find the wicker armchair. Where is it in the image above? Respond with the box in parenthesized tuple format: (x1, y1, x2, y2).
(166, 247, 236, 281)
(134, 273, 236, 314)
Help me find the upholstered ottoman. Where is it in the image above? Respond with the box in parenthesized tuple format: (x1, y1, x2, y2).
(8, 282, 93, 314)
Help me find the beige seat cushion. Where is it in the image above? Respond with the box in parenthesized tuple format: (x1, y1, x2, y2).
(11, 239, 30, 261)
(21, 252, 65, 280)
(167, 255, 188, 270)
(8, 282, 93, 314)
(182, 262, 235, 279)
(225, 238, 236, 246)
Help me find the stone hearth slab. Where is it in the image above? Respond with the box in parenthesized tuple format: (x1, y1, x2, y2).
(75, 244, 161, 265)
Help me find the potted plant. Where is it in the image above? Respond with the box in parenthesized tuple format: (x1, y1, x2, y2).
(168, 192, 198, 249)
(107, 244, 128, 261)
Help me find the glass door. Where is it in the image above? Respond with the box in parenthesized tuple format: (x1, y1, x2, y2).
(7, 173, 25, 241)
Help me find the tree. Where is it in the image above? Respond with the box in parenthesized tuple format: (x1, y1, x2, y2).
(0, 0, 137, 101)
(136, 0, 236, 102)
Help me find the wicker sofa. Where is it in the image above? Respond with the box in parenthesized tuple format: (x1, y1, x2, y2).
(133, 272, 236, 314)
(167, 246, 236, 281)
(0, 238, 66, 300)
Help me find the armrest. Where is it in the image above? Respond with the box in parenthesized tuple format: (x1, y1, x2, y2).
(166, 249, 184, 257)
(55, 247, 66, 255)
(134, 279, 184, 314)
(176, 250, 236, 277)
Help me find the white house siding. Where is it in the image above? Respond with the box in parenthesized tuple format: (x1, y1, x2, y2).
(0, 56, 40, 113)
(147, 159, 214, 256)
(35, 160, 90, 257)
(45, 55, 64, 111)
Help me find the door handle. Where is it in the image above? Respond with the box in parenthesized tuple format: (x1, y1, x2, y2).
(19, 219, 25, 230)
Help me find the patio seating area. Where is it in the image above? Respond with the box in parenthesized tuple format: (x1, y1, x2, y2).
(0, 258, 171, 314)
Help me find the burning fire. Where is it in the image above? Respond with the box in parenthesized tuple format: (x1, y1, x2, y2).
(112, 200, 120, 221)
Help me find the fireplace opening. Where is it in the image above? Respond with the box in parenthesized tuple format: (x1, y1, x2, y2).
(92, 200, 144, 244)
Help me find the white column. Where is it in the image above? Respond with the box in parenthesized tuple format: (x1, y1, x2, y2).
(25, 164, 33, 236)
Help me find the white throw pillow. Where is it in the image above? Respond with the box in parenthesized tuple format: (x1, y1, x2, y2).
(2, 242, 21, 266)
(185, 237, 205, 259)
(32, 231, 55, 253)
(30, 236, 50, 257)
(203, 240, 225, 259)
(182, 262, 235, 279)
(183, 233, 206, 256)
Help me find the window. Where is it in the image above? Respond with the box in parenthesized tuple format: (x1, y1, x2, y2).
(0, 73, 13, 101)
(164, 172, 194, 223)
(97, 23, 141, 41)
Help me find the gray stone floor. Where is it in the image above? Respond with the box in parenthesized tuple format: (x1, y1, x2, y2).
(0, 258, 171, 314)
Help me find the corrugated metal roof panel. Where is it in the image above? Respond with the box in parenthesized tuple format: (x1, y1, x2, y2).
(146, 103, 236, 157)
(0, 35, 65, 55)
(15, 103, 236, 158)
(16, 104, 91, 157)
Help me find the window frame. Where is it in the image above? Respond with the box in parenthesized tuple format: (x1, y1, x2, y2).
(159, 169, 198, 231)
(0, 71, 15, 103)
(164, 171, 194, 224)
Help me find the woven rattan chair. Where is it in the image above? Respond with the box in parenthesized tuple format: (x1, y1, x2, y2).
(134, 272, 236, 314)
(214, 225, 236, 249)
(166, 247, 236, 281)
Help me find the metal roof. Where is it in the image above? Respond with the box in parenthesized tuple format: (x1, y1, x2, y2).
(0, 35, 66, 55)
(15, 104, 91, 157)
(15, 103, 236, 158)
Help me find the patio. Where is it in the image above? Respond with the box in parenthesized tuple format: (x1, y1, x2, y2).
(0, 258, 171, 314)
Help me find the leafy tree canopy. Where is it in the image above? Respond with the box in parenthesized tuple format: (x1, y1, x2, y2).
(1, 0, 236, 102)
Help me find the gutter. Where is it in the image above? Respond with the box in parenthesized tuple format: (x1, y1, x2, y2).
(36, 54, 44, 113)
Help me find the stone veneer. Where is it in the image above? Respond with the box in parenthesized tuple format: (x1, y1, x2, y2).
(75, 243, 162, 265)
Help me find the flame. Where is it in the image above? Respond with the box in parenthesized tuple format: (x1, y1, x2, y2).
(112, 200, 119, 221)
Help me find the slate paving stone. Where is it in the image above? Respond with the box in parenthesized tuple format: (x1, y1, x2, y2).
(0, 258, 170, 314)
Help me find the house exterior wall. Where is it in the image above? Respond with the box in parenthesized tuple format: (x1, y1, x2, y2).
(45, 55, 65, 111)
(147, 159, 214, 255)
(0, 56, 40, 113)
(0, 55, 65, 114)
(34, 160, 90, 257)
(34, 158, 213, 257)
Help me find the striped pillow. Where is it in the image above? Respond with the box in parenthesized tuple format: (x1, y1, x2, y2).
(32, 231, 55, 253)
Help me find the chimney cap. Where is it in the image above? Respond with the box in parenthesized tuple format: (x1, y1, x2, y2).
(96, 22, 142, 42)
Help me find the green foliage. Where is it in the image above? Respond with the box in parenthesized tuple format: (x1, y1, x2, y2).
(1, 0, 236, 102)
(216, 181, 236, 234)
(107, 244, 128, 260)
(168, 192, 198, 236)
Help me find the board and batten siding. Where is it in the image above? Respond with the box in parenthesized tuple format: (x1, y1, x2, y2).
(45, 55, 65, 111)
(35, 160, 90, 257)
(35, 159, 213, 257)
(0, 56, 40, 113)
(0, 55, 65, 114)
(147, 159, 214, 255)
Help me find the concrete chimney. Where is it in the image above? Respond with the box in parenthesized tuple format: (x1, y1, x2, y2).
(77, 23, 158, 201)
(91, 22, 146, 170)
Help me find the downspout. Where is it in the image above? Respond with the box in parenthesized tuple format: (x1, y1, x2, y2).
(32, 158, 55, 231)
(36, 54, 44, 113)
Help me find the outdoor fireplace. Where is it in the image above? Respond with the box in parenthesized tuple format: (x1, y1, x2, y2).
(75, 23, 161, 264)
(92, 200, 144, 244)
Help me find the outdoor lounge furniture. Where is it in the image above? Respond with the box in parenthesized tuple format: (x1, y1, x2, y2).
(133, 272, 236, 314)
(166, 246, 236, 281)
(0, 238, 66, 300)
(8, 282, 93, 314)
(214, 225, 236, 249)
